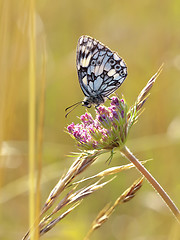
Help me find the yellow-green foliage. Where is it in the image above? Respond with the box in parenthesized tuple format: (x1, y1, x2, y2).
(0, 1, 180, 239)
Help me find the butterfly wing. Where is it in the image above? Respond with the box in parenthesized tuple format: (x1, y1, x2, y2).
(76, 35, 127, 100)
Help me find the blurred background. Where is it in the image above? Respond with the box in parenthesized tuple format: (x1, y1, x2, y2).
(0, 0, 180, 239)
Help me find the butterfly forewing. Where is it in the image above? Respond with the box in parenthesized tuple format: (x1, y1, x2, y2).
(76, 35, 127, 106)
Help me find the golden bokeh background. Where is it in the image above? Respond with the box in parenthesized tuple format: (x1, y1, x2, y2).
(0, 1, 180, 239)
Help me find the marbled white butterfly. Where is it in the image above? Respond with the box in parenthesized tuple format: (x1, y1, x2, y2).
(65, 35, 127, 117)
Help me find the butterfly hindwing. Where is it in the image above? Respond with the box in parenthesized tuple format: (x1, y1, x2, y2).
(76, 35, 127, 106)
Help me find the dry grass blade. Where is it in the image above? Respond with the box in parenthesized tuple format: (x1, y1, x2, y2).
(41, 150, 105, 214)
(49, 186, 78, 217)
(25, 178, 115, 239)
(75, 150, 106, 175)
(45, 177, 115, 220)
(67, 177, 115, 202)
(22, 150, 107, 240)
(136, 64, 163, 111)
(28, 0, 36, 239)
(114, 177, 144, 204)
(84, 177, 144, 240)
(35, 34, 47, 240)
(73, 160, 149, 185)
(86, 203, 113, 235)
(39, 202, 81, 237)
(127, 65, 163, 130)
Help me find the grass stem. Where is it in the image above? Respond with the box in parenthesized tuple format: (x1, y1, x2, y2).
(120, 145, 180, 222)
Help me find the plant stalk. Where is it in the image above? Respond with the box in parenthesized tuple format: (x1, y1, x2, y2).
(120, 145, 180, 222)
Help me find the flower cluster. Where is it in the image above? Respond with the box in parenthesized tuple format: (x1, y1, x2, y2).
(67, 96, 128, 150)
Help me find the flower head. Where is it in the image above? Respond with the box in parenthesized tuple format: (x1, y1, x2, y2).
(66, 96, 128, 150)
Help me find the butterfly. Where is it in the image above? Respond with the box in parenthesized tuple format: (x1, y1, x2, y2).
(65, 35, 127, 117)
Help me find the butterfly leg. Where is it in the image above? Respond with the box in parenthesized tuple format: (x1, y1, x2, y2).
(95, 104, 101, 114)
(107, 96, 112, 101)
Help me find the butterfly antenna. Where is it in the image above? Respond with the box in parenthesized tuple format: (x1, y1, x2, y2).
(65, 101, 82, 118)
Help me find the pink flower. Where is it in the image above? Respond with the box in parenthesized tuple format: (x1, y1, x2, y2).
(66, 97, 127, 150)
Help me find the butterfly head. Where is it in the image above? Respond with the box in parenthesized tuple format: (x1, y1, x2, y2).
(82, 95, 105, 108)
(65, 95, 105, 117)
(82, 99, 91, 108)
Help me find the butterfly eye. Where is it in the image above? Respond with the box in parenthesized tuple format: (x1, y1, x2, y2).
(114, 64, 121, 71)
(91, 60, 96, 66)
(83, 101, 91, 108)
(109, 59, 116, 66)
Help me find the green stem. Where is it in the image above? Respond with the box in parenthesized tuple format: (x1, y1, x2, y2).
(120, 145, 180, 222)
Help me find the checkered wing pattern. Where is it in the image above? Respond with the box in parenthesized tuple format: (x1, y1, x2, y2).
(76, 35, 127, 106)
